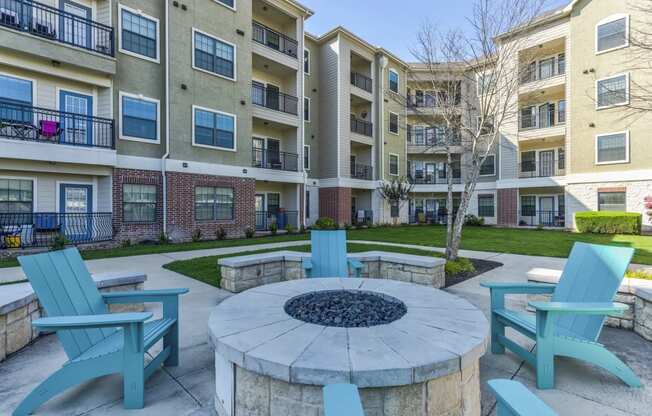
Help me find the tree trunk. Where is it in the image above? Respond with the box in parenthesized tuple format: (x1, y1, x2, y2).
(445, 151, 455, 259)
(447, 166, 481, 261)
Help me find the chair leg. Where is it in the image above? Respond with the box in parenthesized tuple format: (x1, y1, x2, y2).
(491, 314, 505, 354)
(122, 351, 145, 409)
(535, 339, 555, 389)
(164, 322, 179, 367)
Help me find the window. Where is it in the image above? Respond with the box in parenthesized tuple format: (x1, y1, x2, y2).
(480, 155, 495, 176)
(120, 7, 158, 61)
(597, 74, 628, 108)
(478, 195, 495, 217)
(304, 97, 310, 122)
(193, 30, 235, 80)
(558, 147, 565, 170)
(597, 15, 628, 53)
(193, 106, 236, 150)
(557, 100, 566, 124)
(389, 154, 399, 176)
(520, 106, 535, 129)
(305, 190, 310, 218)
(538, 57, 555, 80)
(0, 74, 33, 123)
(304, 145, 310, 170)
(596, 131, 628, 164)
(215, 0, 235, 10)
(557, 53, 566, 75)
(120, 93, 159, 142)
(304, 49, 310, 74)
(195, 187, 234, 220)
(521, 151, 536, 172)
(0, 179, 33, 213)
(388, 69, 399, 93)
(389, 112, 399, 134)
(123, 184, 156, 223)
(520, 195, 536, 217)
(413, 126, 424, 144)
(598, 191, 626, 211)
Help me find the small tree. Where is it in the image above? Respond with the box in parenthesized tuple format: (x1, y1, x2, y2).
(377, 177, 414, 225)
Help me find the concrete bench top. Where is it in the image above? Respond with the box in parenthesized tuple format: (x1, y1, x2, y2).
(527, 267, 652, 296)
(218, 250, 445, 269)
(0, 271, 147, 315)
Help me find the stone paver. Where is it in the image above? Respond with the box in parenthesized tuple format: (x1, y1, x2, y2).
(0, 239, 650, 415)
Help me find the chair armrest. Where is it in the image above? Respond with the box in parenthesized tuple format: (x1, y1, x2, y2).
(481, 281, 556, 294)
(347, 258, 363, 269)
(487, 379, 557, 416)
(102, 288, 188, 304)
(302, 258, 313, 270)
(32, 312, 152, 330)
(529, 301, 628, 315)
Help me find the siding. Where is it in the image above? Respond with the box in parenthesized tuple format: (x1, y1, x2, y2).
(318, 37, 340, 179)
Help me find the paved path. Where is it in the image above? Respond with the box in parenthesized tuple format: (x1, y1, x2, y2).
(0, 240, 650, 415)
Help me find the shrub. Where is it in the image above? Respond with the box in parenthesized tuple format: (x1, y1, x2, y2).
(626, 269, 652, 281)
(159, 232, 169, 244)
(445, 257, 476, 276)
(285, 223, 295, 234)
(314, 217, 338, 230)
(191, 228, 202, 242)
(299, 225, 306, 234)
(575, 211, 641, 235)
(216, 227, 227, 240)
(269, 222, 278, 235)
(344, 223, 352, 231)
(244, 227, 255, 238)
(464, 215, 485, 226)
(50, 233, 69, 251)
(121, 239, 132, 248)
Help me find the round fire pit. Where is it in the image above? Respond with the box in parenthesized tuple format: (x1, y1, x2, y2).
(209, 278, 489, 416)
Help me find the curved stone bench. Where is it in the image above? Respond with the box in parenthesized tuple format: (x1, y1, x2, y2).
(0, 272, 147, 362)
(219, 251, 446, 293)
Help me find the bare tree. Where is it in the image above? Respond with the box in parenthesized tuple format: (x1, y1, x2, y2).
(622, 0, 652, 115)
(377, 177, 414, 225)
(406, 0, 549, 260)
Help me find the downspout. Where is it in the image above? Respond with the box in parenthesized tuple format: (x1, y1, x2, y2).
(378, 55, 388, 223)
(161, 0, 171, 236)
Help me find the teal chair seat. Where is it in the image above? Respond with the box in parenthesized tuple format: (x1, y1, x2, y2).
(488, 379, 557, 416)
(302, 230, 363, 278)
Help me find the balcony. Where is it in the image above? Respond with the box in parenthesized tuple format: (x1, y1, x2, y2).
(351, 72, 372, 93)
(515, 210, 565, 228)
(350, 116, 372, 137)
(519, 110, 566, 140)
(251, 83, 298, 116)
(252, 147, 299, 172)
(408, 174, 461, 185)
(255, 210, 299, 231)
(350, 163, 373, 180)
(252, 21, 297, 59)
(0, 101, 115, 149)
(518, 160, 565, 178)
(0, 212, 113, 248)
(0, 0, 113, 56)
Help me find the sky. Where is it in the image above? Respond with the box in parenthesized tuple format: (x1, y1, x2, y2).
(301, 0, 571, 62)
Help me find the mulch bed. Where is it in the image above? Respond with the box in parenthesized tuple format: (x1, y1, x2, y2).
(445, 258, 503, 287)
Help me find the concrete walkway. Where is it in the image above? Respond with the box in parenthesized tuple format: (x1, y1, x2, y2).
(0, 240, 650, 415)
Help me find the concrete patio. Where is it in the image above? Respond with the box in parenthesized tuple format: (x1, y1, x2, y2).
(0, 241, 650, 415)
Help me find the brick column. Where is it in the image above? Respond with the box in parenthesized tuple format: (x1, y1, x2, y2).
(319, 187, 352, 225)
(497, 188, 518, 227)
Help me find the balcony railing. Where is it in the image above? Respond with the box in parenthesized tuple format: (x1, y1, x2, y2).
(520, 59, 565, 85)
(0, 101, 115, 149)
(408, 175, 462, 185)
(409, 212, 450, 225)
(0, 212, 113, 248)
(519, 111, 565, 131)
(350, 116, 372, 137)
(518, 160, 565, 178)
(252, 20, 297, 58)
(0, 0, 114, 56)
(251, 83, 298, 115)
(515, 210, 565, 228)
(255, 210, 299, 231)
(352, 209, 373, 225)
(351, 163, 373, 180)
(252, 147, 299, 172)
(350, 72, 372, 93)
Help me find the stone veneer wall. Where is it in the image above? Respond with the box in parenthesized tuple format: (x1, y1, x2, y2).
(0, 281, 144, 363)
(223, 362, 481, 416)
(634, 289, 652, 341)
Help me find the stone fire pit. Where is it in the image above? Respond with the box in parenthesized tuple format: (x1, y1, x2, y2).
(208, 278, 489, 416)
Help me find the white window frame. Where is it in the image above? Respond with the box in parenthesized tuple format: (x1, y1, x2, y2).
(595, 14, 630, 55)
(595, 130, 630, 165)
(479, 154, 496, 177)
(304, 144, 310, 171)
(118, 91, 161, 144)
(0, 71, 37, 107)
(191, 28, 237, 82)
(595, 72, 629, 110)
(476, 70, 494, 97)
(213, 0, 236, 12)
(477, 194, 496, 218)
(388, 111, 399, 135)
(0, 175, 38, 213)
(118, 4, 160, 64)
(191, 104, 237, 152)
(304, 48, 311, 75)
(388, 69, 400, 94)
(389, 153, 400, 176)
(304, 96, 311, 122)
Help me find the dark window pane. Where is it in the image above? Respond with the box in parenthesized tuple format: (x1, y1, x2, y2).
(121, 10, 157, 59)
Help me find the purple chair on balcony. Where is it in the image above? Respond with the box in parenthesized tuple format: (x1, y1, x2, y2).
(39, 120, 61, 141)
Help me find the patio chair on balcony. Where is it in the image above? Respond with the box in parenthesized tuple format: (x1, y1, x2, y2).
(38, 120, 61, 140)
(481, 242, 642, 389)
(12, 248, 189, 415)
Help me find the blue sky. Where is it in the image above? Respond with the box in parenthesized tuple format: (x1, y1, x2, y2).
(301, 0, 570, 61)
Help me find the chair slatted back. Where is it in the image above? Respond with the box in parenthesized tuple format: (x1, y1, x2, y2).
(18, 248, 114, 360)
(310, 230, 349, 278)
(552, 242, 634, 341)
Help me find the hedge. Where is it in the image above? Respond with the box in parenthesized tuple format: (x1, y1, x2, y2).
(575, 211, 642, 235)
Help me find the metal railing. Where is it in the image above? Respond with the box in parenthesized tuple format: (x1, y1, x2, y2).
(408, 175, 462, 185)
(518, 160, 565, 178)
(0, 0, 114, 56)
(407, 126, 462, 146)
(0, 101, 115, 149)
(251, 83, 298, 115)
(350, 72, 372, 93)
(252, 20, 297, 58)
(255, 210, 299, 231)
(520, 61, 565, 85)
(514, 210, 565, 227)
(350, 116, 372, 137)
(519, 111, 565, 130)
(252, 147, 299, 172)
(352, 210, 373, 225)
(409, 212, 449, 225)
(351, 163, 373, 180)
(0, 212, 113, 248)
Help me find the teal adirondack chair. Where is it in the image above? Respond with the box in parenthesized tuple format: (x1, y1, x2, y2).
(488, 379, 557, 416)
(482, 242, 642, 389)
(302, 230, 363, 278)
(323, 384, 365, 416)
(13, 248, 188, 416)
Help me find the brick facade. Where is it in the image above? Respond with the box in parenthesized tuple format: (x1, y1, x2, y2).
(319, 187, 351, 225)
(113, 168, 164, 243)
(497, 188, 518, 226)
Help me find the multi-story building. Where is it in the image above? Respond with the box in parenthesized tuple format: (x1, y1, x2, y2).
(0, 0, 649, 250)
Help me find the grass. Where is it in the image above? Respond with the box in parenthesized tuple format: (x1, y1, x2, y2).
(162, 243, 457, 288)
